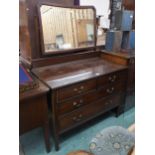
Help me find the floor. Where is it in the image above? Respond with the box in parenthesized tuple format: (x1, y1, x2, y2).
(20, 95, 135, 155)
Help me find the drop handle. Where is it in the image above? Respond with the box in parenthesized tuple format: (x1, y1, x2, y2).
(73, 101, 82, 108)
(74, 88, 78, 92)
(105, 100, 113, 105)
(80, 86, 84, 90)
(78, 86, 84, 93)
(74, 86, 84, 93)
(106, 87, 114, 94)
(109, 75, 117, 82)
(72, 114, 83, 122)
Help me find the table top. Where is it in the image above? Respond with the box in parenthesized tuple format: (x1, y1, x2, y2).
(19, 77, 49, 101)
(32, 57, 127, 89)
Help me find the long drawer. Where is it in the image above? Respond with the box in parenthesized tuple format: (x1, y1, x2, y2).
(58, 94, 122, 131)
(58, 82, 126, 115)
(57, 79, 96, 101)
(97, 70, 127, 88)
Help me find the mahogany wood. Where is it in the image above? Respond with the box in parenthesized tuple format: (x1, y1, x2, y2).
(19, 0, 75, 68)
(19, 0, 98, 68)
(32, 51, 100, 68)
(122, 0, 135, 11)
(100, 50, 135, 94)
(57, 79, 96, 101)
(19, 78, 51, 152)
(58, 94, 122, 131)
(19, 0, 132, 152)
(58, 83, 126, 116)
(32, 57, 128, 150)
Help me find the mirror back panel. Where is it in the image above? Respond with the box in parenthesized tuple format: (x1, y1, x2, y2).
(38, 4, 96, 55)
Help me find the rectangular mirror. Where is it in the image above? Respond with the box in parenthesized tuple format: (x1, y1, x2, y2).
(38, 4, 96, 55)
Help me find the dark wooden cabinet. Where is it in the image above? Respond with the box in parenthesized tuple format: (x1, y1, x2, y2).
(32, 57, 128, 150)
(19, 79, 51, 152)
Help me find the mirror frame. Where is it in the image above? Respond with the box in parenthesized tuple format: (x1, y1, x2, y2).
(37, 2, 97, 56)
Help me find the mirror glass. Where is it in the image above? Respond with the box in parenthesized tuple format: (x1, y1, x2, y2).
(39, 5, 95, 53)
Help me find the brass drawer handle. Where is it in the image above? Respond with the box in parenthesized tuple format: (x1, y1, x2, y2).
(105, 100, 113, 105)
(109, 75, 117, 82)
(74, 86, 84, 93)
(106, 87, 114, 94)
(73, 102, 82, 108)
(80, 86, 84, 90)
(78, 86, 84, 93)
(72, 114, 83, 122)
(74, 88, 78, 92)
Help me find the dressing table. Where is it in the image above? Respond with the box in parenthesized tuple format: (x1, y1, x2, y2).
(20, 1, 128, 151)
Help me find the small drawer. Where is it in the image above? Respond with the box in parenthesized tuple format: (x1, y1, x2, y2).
(58, 90, 98, 115)
(97, 70, 127, 88)
(58, 94, 122, 131)
(58, 82, 126, 115)
(97, 82, 126, 99)
(57, 79, 96, 101)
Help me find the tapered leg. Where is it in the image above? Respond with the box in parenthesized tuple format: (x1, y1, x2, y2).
(43, 122, 51, 153)
(115, 105, 124, 117)
(53, 128, 60, 151)
(55, 140, 60, 151)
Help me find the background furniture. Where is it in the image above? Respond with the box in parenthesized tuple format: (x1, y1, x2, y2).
(19, 77, 51, 152)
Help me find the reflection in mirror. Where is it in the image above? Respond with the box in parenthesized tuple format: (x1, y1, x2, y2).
(40, 5, 95, 53)
(80, 0, 111, 46)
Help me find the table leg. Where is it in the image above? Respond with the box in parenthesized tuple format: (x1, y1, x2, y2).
(43, 121, 51, 153)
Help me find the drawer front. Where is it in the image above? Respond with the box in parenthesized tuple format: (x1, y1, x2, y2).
(57, 79, 96, 101)
(58, 94, 122, 131)
(58, 82, 126, 115)
(97, 70, 127, 88)
(97, 82, 126, 98)
(58, 90, 98, 115)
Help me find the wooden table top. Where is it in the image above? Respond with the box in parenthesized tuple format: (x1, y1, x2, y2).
(32, 57, 127, 89)
(19, 77, 49, 101)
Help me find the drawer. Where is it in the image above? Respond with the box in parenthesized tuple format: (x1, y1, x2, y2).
(58, 94, 122, 131)
(58, 82, 126, 115)
(57, 79, 96, 101)
(58, 90, 98, 115)
(97, 70, 127, 88)
(97, 82, 126, 98)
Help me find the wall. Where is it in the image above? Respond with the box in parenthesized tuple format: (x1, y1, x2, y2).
(80, 0, 110, 17)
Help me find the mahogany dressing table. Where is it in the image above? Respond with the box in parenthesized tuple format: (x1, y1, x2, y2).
(20, 2, 128, 151)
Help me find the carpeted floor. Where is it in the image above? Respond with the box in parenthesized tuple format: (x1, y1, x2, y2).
(20, 103, 135, 155)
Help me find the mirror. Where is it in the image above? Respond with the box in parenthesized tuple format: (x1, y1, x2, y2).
(38, 4, 96, 54)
